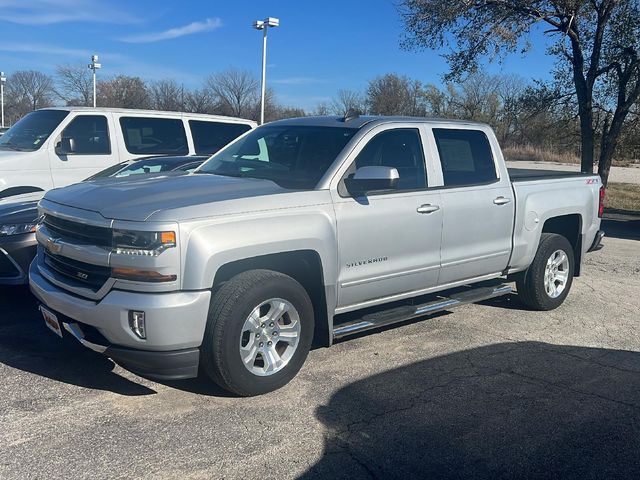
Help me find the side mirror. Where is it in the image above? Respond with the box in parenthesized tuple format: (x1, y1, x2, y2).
(56, 137, 76, 155)
(344, 166, 399, 195)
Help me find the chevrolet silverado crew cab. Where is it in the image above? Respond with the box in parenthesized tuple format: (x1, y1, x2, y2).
(30, 115, 605, 396)
(0, 107, 255, 199)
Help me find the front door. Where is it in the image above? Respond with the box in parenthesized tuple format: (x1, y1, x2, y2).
(49, 114, 117, 187)
(333, 126, 442, 310)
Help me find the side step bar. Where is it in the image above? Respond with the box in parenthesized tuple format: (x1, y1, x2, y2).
(333, 284, 512, 340)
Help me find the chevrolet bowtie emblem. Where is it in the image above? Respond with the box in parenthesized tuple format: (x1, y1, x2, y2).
(46, 237, 63, 254)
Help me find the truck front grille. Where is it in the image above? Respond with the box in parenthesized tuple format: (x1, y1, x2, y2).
(43, 214, 112, 247)
(44, 251, 110, 290)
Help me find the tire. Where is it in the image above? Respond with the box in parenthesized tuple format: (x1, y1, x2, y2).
(516, 233, 575, 311)
(201, 269, 314, 396)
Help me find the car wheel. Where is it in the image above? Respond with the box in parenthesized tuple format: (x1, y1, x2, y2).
(516, 233, 575, 311)
(201, 269, 314, 396)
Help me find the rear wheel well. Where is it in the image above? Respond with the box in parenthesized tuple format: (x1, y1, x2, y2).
(213, 251, 330, 347)
(542, 214, 583, 276)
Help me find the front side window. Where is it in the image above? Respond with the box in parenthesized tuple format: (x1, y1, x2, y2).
(0, 110, 69, 152)
(198, 125, 357, 189)
(351, 128, 427, 191)
(433, 128, 497, 187)
(120, 117, 188, 155)
(61, 115, 110, 155)
(189, 120, 252, 155)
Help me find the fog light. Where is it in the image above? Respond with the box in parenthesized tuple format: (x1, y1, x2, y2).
(129, 311, 146, 339)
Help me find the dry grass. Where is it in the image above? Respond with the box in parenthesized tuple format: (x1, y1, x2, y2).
(504, 145, 637, 167)
(503, 145, 580, 164)
(605, 182, 640, 212)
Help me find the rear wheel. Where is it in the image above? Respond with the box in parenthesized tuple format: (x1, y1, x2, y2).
(516, 233, 575, 311)
(201, 269, 314, 396)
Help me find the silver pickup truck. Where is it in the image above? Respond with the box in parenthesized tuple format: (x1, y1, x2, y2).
(29, 115, 605, 396)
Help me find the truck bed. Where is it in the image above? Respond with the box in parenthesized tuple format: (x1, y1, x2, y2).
(508, 168, 596, 182)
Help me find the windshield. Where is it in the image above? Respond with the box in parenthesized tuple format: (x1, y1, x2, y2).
(0, 110, 69, 152)
(197, 125, 357, 189)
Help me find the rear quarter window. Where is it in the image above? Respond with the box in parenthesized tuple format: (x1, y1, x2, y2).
(433, 128, 497, 187)
(120, 117, 188, 155)
(189, 120, 252, 155)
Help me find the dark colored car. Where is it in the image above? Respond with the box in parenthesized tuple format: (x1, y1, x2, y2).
(0, 155, 207, 285)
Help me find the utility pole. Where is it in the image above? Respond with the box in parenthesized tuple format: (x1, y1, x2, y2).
(252, 17, 279, 125)
(88, 55, 102, 108)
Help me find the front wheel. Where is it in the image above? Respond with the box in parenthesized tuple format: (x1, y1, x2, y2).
(201, 269, 314, 396)
(516, 233, 575, 311)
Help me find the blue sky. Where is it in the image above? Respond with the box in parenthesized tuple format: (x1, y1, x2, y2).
(0, 0, 557, 110)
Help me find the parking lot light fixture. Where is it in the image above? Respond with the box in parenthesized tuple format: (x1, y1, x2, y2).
(253, 17, 280, 125)
(1, 71, 6, 128)
(88, 55, 101, 108)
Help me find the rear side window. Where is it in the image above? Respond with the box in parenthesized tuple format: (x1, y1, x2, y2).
(353, 128, 427, 191)
(120, 117, 188, 155)
(433, 129, 497, 187)
(61, 115, 110, 154)
(189, 120, 252, 155)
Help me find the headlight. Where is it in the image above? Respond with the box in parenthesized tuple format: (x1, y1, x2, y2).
(0, 222, 37, 236)
(112, 229, 176, 256)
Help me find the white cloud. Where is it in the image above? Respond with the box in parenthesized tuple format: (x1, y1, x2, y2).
(120, 18, 223, 43)
(0, 0, 139, 25)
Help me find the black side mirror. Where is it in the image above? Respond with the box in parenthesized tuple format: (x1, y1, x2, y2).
(56, 137, 76, 155)
(344, 166, 399, 195)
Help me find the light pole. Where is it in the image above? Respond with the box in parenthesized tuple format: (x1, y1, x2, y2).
(88, 54, 101, 108)
(0, 71, 6, 128)
(253, 17, 279, 125)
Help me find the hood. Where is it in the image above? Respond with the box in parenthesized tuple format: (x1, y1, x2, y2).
(0, 195, 39, 224)
(43, 172, 289, 222)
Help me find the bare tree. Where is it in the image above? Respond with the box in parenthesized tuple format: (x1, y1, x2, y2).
(205, 69, 259, 118)
(366, 73, 427, 116)
(6, 70, 54, 114)
(330, 89, 366, 116)
(313, 102, 331, 116)
(150, 79, 184, 111)
(184, 88, 215, 114)
(97, 76, 150, 109)
(55, 65, 92, 106)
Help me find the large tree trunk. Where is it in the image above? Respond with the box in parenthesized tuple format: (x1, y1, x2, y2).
(598, 112, 626, 187)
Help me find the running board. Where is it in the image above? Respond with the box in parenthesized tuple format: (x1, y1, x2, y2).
(333, 284, 512, 340)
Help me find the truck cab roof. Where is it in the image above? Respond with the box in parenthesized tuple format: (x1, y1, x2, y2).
(266, 115, 490, 129)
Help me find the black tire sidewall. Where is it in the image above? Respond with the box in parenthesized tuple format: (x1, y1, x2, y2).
(209, 272, 314, 396)
(521, 234, 575, 310)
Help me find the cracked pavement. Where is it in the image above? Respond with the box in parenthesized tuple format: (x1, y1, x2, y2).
(0, 224, 638, 479)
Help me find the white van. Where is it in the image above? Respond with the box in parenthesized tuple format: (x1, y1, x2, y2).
(0, 107, 256, 199)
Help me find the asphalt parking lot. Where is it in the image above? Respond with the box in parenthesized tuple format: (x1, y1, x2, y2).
(1, 217, 639, 479)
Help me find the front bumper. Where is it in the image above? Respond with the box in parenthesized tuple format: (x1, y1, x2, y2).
(0, 233, 37, 285)
(30, 260, 211, 380)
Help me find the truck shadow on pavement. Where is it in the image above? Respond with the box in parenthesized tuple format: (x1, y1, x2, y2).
(601, 212, 640, 241)
(301, 341, 640, 480)
(0, 286, 155, 396)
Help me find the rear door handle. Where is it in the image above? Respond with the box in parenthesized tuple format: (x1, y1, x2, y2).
(493, 196, 511, 205)
(417, 204, 440, 214)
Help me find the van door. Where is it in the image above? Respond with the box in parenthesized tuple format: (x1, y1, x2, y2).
(49, 113, 118, 187)
(332, 126, 443, 311)
(430, 127, 515, 285)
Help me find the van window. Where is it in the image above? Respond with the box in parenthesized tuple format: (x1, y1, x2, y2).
(120, 117, 188, 155)
(189, 120, 252, 155)
(433, 129, 497, 187)
(0, 110, 69, 152)
(61, 115, 110, 155)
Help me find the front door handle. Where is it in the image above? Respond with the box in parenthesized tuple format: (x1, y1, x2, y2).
(417, 204, 440, 214)
(493, 196, 511, 205)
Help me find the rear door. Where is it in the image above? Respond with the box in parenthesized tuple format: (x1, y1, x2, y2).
(49, 113, 118, 187)
(429, 126, 514, 285)
(332, 125, 443, 311)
